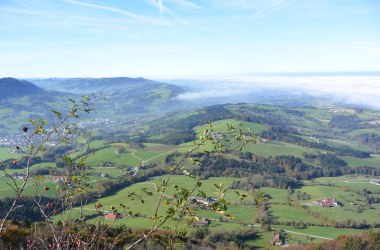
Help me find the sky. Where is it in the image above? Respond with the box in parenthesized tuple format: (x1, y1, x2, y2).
(0, 0, 379, 78)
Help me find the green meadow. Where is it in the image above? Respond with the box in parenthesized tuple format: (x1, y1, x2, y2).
(341, 155, 380, 168)
(193, 119, 268, 135)
(244, 141, 317, 158)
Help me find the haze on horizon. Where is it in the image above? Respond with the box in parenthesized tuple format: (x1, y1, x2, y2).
(0, 0, 379, 78)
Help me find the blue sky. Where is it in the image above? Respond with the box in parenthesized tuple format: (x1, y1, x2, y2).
(0, 0, 379, 78)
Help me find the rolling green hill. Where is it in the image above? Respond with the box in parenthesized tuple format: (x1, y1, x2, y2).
(0, 77, 186, 135)
(0, 77, 43, 98)
(1, 98, 380, 249)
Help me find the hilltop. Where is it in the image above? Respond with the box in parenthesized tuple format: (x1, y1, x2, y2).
(30, 77, 182, 94)
(0, 78, 43, 98)
(1, 98, 380, 248)
(0, 77, 185, 135)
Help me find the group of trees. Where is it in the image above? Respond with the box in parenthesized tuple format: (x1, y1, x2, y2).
(0, 98, 259, 249)
(2, 95, 380, 249)
(329, 114, 362, 130)
(288, 231, 380, 250)
(352, 133, 380, 150)
(190, 152, 378, 189)
(259, 130, 370, 158)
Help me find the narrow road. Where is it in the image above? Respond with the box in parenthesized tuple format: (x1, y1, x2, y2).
(283, 230, 333, 240)
(144, 149, 177, 163)
(130, 151, 144, 162)
(249, 224, 333, 240)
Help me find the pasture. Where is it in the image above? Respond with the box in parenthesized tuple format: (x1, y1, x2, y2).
(0, 148, 18, 162)
(244, 141, 317, 158)
(340, 155, 380, 168)
(193, 119, 268, 135)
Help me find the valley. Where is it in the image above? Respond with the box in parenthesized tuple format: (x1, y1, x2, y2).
(1, 77, 380, 248)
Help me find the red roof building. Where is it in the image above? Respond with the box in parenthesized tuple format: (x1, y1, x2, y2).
(312, 198, 338, 207)
(105, 212, 119, 220)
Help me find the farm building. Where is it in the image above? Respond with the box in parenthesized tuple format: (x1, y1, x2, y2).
(189, 196, 217, 207)
(104, 212, 120, 220)
(312, 198, 338, 207)
(191, 217, 211, 227)
(272, 233, 285, 246)
(370, 178, 380, 185)
(11, 173, 26, 179)
(53, 176, 65, 183)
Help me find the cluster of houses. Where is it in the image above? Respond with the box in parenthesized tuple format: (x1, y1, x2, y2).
(260, 138, 269, 143)
(53, 176, 65, 182)
(10, 172, 26, 179)
(207, 131, 223, 140)
(77, 117, 142, 134)
(272, 233, 286, 246)
(370, 178, 380, 185)
(312, 198, 339, 207)
(309, 136, 320, 142)
(0, 135, 23, 147)
(189, 196, 217, 208)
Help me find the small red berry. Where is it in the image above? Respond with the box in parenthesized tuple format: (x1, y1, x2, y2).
(47, 202, 55, 208)
(44, 186, 49, 191)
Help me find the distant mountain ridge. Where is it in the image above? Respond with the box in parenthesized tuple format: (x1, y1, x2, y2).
(30, 77, 185, 113)
(0, 77, 187, 135)
(30, 77, 181, 94)
(0, 77, 43, 98)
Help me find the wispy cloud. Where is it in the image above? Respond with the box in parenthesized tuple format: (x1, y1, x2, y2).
(167, 0, 204, 10)
(0, 7, 57, 18)
(175, 75, 380, 109)
(157, 0, 164, 15)
(247, 0, 296, 20)
(62, 0, 148, 21)
(146, 0, 188, 25)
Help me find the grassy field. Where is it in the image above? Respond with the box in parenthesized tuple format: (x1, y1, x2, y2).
(294, 183, 380, 224)
(341, 155, 380, 168)
(84, 143, 178, 167)
(56, 174, 377, 250)
(326, 138, 372, 151)
(269, 204, 320, 224)
(244, 141, 317, 158)
(0, 176, 58, 197)
(348, 128, 380, 137)
(311, 175, 380, 193)
(85, 147, 142, 167)
(193, 119, 268, 135)
(78, 176, 249, 225)
(2, 103, 380, 248)
(275, 225, 370, 239)
(70, 175, 377, 235)
(0, 174, 105, 197)
(0, 148, 18, 162)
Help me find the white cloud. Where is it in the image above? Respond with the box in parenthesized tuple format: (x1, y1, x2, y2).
(62, 0, 148, 20)
(167, 0, 204, 10)
(247, 0, 296, 20)
(175, 75, 380, 109)
(206, 0, 272, 10)
(145, 0, 188, 24)
(0, 7, 57, 18)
